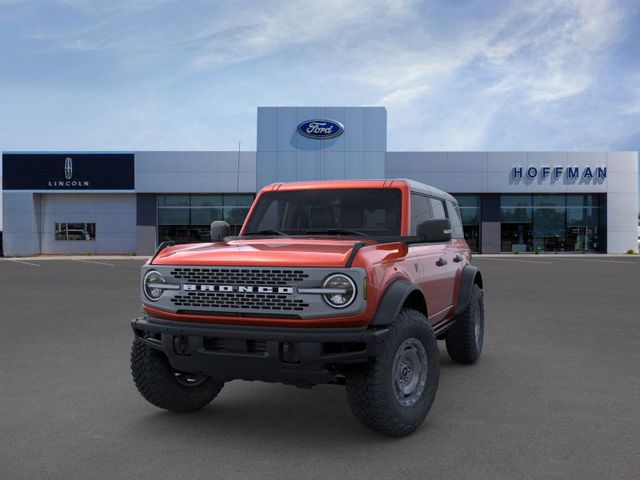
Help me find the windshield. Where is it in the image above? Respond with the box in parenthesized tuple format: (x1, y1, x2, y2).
(243, 188, 402, 236)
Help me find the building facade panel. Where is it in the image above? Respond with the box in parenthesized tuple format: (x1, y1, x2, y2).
(38, 193, 136, 254)
(606, 151, 638, 173)
(256, 106, 386, 189)
(1, 107, 638, 256)
(487, 152, 528, 172)
(446, 152, 488, 172)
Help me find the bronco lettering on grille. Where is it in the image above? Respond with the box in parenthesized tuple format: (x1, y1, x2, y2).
(182, 284, 294, 294)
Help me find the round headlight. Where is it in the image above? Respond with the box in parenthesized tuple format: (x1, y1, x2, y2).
(143, 270, 165, 301)
(322, 274, 356, 308)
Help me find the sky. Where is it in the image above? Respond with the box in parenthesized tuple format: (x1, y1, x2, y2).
(0, 0, 639, 154)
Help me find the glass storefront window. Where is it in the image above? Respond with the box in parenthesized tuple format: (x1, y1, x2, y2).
(191, 194, 222, 206)
(501, 195, 531, 207)
(501, 223, 532, 253)
(460, 208, 479, 225)
(190, 208, 223, 225)
(533, 194, 566, 207)
(157, 194, 254, 244)
(500, 194, 602, 253)
(566, 194, 599, 208)
(532, 207, 566, 252)
(158, 195, 189, 206)
(455, 195, 479, 208)
(224, 195, 255, 206)
(501, 207, 532, 223)
(158, 208, 190, 225)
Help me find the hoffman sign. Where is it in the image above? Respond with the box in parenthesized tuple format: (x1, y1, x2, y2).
(297, 119, 345, 139)
(2, 153, 135, 190)
(512, 166, 607, 181)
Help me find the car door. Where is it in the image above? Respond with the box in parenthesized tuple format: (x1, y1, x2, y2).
(410, 193, 453, 324)
(445, 199, 467, 277)
(425, 197, 458, 320)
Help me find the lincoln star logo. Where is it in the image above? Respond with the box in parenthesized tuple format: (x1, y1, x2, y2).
(297, 119, 344, 139)
(183, 284, 294, 294)
(48, 156, 90, 187)
(64, 157, 73, 180)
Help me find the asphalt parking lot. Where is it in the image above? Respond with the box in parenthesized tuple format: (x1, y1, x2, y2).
(1, 256, 640, 480)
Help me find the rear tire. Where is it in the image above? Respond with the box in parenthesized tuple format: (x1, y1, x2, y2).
(131, 339, 224, 413)
(445, 283, 484, 364)
(345, 309, 439, 437)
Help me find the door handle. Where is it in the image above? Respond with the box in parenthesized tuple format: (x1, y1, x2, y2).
(436, 257, 448, 267)
(453, 255, 463, 263)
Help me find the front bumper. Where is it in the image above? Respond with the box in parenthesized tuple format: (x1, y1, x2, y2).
(131, 316, 389, 386)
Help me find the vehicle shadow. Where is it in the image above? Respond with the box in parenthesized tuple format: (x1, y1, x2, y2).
(128, 349, 461, 445)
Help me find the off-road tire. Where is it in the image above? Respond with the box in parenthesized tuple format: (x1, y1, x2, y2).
(345, 309, 439, 437)
(445, 283, 484, 364)
(131, 339, 224, 412)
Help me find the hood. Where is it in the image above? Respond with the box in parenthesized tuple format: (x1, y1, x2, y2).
(152, 238, 374, 268)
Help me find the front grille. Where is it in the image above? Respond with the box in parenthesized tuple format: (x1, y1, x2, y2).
(170, 267, 309, 286)
(168, 267, 312, 314)
(171, 291, 309, 311)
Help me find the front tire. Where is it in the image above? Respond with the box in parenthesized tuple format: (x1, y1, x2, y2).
(345, 309, 439, 437)
(131, 339, 224, 413)
(445, 283, 484, 364)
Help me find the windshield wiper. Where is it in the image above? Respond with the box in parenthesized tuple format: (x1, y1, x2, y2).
(244, 229, 288, 236)
(303, 228, 367, 237)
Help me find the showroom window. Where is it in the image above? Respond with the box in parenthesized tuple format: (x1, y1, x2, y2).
(452, 195, 480, 252)
(55, 223, 96, 241)
(500, 194, 602, 253)
(157, 194, 254, 244)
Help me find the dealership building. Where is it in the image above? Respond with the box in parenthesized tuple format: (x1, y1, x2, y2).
(1, 106, 638, 256)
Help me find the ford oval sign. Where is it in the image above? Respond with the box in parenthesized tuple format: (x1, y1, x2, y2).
(297, 119, 344, 139)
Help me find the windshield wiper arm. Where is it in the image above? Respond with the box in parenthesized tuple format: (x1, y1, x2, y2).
(303, 228, 367, 237)
(245, 229, 288, 236)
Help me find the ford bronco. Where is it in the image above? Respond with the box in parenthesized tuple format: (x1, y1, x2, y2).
(131, 179, 484, 436)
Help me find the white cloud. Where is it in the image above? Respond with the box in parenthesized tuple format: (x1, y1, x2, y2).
(0, 0, 636, 151)
(380, 0, 629, 149)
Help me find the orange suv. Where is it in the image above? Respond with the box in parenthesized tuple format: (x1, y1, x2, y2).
(131, 179, 484, 436)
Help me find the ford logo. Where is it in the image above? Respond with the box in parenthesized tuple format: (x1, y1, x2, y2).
(297, 119, 344, 139)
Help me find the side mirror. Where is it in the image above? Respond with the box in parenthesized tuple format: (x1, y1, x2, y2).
(210, 221, 230, 242)
(417, 218, 452, 243)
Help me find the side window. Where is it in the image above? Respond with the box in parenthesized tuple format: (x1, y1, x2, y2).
(410, 194, 432, 234)
(429, 197, 447, 220)
(446, 200, 464, 238)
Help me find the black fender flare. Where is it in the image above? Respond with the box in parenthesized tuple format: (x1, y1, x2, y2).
(455, 265, 483, 316)
(371, 280, 425, 326)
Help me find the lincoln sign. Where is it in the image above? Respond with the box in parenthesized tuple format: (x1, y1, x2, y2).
(2, 153, 135, 190)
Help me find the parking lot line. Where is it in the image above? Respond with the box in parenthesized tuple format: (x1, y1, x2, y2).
(72, 259, 115, 266)
(557, 256, 640, 265)
(478, 257, 552, 264)
(560, 259, 639, 265)
(5, 259, 41, 267)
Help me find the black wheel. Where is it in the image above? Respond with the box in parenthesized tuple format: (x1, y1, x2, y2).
(345, 309, 439, 437)
(445, 283, 484, 364)
(131, 339, 224, 413)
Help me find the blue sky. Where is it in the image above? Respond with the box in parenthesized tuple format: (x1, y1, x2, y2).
(1, 0, 639, 154)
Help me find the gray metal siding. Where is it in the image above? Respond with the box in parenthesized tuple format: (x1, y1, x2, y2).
(39, 194, 136, 254)
(256, 107, 386, 189)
